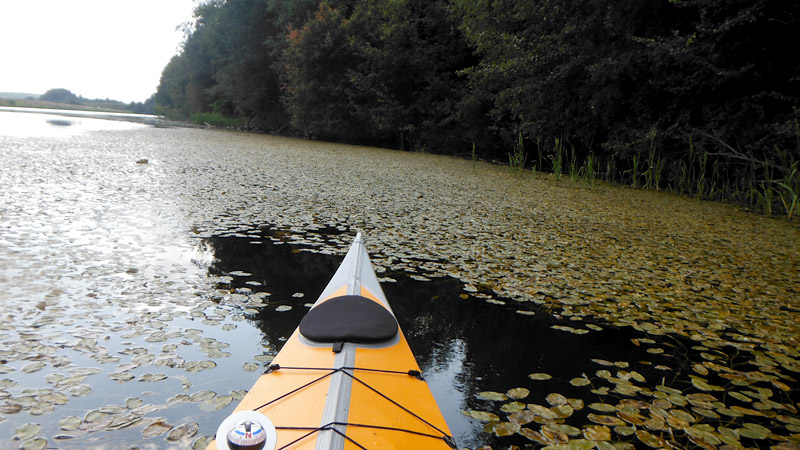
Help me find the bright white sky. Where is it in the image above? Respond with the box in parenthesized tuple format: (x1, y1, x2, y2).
(0, 0, 197, 103)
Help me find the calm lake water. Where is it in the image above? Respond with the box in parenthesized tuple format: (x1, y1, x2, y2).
(1, 109, 798, 449)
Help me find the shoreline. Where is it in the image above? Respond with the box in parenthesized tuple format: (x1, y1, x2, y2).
(0, 105, 199, 128)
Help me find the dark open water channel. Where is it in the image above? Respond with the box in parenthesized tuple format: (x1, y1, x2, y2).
(202, 226, 671, 448)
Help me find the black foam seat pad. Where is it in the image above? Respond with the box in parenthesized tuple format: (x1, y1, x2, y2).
(299, 295, 399, 344)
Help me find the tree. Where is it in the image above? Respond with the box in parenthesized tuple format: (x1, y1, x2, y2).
(40, 88, 80, 104)
(129, 95, 155, 115)
(196, 0, 290, 130)
(452, 0, 800, 165)
(282, 2, 362, 141)
(345, 0, 473, 151)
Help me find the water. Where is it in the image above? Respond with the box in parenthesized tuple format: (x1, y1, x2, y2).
(1, 109, 798, 449)
(0, 107, 154, 138)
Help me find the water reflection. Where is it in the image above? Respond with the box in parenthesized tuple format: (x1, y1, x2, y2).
(46, 119, 75, 127)
(0, 108, 149, 138)
(200, 227, 666, 448)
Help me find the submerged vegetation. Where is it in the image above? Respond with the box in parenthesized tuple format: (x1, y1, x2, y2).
(154, 0, 799, 217)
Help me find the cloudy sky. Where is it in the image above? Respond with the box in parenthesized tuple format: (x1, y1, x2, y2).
(0, 0, 196, 103)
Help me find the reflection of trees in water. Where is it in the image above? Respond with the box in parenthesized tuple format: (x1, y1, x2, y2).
(202, 227, 655, 380)
(201, 230, 341, 344)
(200, 229, 668, 448)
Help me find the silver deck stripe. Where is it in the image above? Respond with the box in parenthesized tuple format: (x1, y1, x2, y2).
(315, 343, 355, 450)
(315, 235, 364, 450)
(346, 234, 363, 297)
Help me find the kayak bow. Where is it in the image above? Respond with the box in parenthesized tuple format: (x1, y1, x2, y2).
(208, 233, 456, 450)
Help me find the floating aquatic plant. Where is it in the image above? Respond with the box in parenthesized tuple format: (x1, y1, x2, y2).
(1, 124, 797, 449)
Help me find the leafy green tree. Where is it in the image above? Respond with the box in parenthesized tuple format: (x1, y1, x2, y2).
(41, 88, 81, 104)
(282, 2, 362, 140)
(154, 32, 215, 119)
(452, 0, 799, 165)
(638, 0, 800, 157)
(129, 95, 155, 115)
(345, 0, 473, 151)
(195, 0, 289, 130)
(281, 0, 473, 149)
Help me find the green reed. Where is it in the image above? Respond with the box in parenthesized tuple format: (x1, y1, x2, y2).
(501, 126, 798, 220)
(508, 133, 527, 177)
(644, 147, 665, 190)
(568, 145, 580, 182)
(550, 138, 564, 181)
(627, 155, 640, 188)
(579, 153, 598, 189)
(774, 158, 799, 219)
(472, 142, 477, 169)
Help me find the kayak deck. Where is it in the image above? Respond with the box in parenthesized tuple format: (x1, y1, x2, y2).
(208, 233, 455, 450)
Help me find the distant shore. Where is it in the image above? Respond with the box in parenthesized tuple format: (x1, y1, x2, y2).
(0, 97, 128, 113)
(0, 103, 198, 128)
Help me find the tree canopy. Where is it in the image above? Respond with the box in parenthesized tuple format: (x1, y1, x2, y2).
(41, 88, 81, 104)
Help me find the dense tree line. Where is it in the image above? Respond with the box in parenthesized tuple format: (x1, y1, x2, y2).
(155, 0, 799, 215)
(37, 88, 155, 114)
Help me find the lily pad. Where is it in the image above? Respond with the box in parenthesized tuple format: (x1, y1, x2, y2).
(494, 422, 521, 436)
(476, 391, 508, 401)
(29, 402, 55, 416)
(200, 394, 233, 411)
(518, 427, 548, 444)
(506, 387, 529, 399)
(587, 414, 625, 426)
(528, 372, 552, 380)
(22, 362, 46, 374)
(548, 423, 581, 436)
(583, 424, 611, 441)
(738, 423, 770, 439)
(15, 423, 42, 441)
(166, 422, 199, 441)
(540, 425, 569, 443)
(138, 373, 167, 382)
(125, 397, 143, 409)
(462, 409, 500, 422)
(59, 416, 82, 431)
(527, 404, 558, 420)
(143, 420, 173, 438)
(501, 402, 527, 413)
(70, 384, 92, 396)
(84, 410, 109, 423)
(588, 403, 616, 412)
(192, 436, 213, 450)
(591, 359, 615, 366)
(570, 377, 591, 386)
(614, 425, 637, 436)
(690, 377, 724, 391)
(21, 437, 47, 450)
(189, 390, 217, 402)
(567, 438, 596, 450)
(108, 371, 135, 383)
(546, 392, 568, 406)
(636, 430, 667, 448)
(552, 404, 574, 419)
(508, 410, 536, 425)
